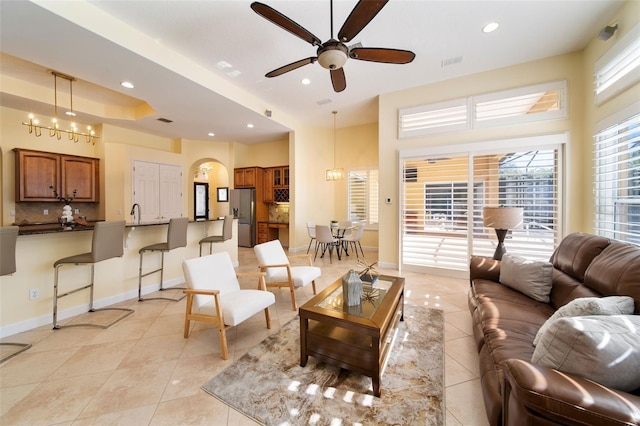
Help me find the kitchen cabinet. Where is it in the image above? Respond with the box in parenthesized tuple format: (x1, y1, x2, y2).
(263, 168, 274, 203)
(257, 221, 288, 244)
(273, 166, 289, 188)
(257, 222, 269, 244)
(234, 167, 257, 188)
(14, 149, 99, 202)
(263, 166, 289, 203)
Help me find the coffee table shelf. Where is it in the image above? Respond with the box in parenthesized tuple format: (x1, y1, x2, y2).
(299, 274, 404, 397)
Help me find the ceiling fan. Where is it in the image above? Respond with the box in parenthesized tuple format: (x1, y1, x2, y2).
(250, 0, 416, 92)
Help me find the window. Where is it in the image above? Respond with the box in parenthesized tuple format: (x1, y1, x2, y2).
(594, 103, 640, 244)
(398, 98, 468, 138)
(594, 23, 640, 105)
(400, 136, 562, 273)
(348, 169, 378, 226)
(398, 81, 567, 138)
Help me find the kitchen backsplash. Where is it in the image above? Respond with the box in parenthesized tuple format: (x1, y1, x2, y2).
(14, 202, 99, 225)
(269, 203, 289, 223)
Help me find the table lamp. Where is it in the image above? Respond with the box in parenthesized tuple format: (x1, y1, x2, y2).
(483, 206, 523, 260)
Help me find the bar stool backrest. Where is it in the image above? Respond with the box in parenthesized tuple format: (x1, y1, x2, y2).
(91, 221, 126, 262)
(166, 217, 189, 250)
(221, 215, 233, 241)
(0, 226, 19, 276)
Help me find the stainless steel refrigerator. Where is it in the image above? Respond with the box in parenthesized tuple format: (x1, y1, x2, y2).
(230, 188, 255, 247)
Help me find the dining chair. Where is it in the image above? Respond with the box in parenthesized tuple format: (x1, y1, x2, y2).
(254, 239, 320, 311)
(199, 215, 233, 256)
(337, 220, 353, 238)
(315, 225, 341, 263)
(306, 221, 317, 254)
(182, 252, 275, 359)
(52, 220, 133, 329)
(0, 226, 32, 362)
(138, 217, 189, 302)
(342, 223, 366, 259)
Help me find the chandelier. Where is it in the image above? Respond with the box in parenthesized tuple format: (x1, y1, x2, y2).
(326, 110, 344, 181)
(22, 71, 98, 144)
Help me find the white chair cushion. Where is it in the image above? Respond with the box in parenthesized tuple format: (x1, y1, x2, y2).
(197, 289, 275, 326)
(255, 240, 289, 266)
(268, 265, 321, 287)
(182, 252, 240, 309)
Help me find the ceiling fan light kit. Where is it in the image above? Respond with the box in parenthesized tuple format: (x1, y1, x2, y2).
(317, 41, 348, 70)
(251, 0, 415, 92)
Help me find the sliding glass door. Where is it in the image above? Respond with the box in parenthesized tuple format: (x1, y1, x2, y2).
(400, 137, 562, 274)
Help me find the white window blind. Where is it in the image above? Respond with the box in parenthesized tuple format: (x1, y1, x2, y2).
(594, 23, 640, 105)
(401, 145, 559, 273)
(348, 169, 378, 226)
(398, 99, 468, 138)
(594, 107, 640, 244)
(473, 81, 566, 128)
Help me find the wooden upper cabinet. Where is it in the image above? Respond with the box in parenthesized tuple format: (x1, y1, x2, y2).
(14, 149, 99, 202)
(263, 168, 274, 203)
(61, 155, 99, 202)
(234, 167, 257, 188)
(272, 166, 289, 188)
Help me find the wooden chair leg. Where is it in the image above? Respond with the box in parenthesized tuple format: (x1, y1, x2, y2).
(184, 294, 194, 337)
(311, 280, 317, 295)
(289, 285, 297, 311)
(264, 307, 271, 329)
(218, 326, 228, 360)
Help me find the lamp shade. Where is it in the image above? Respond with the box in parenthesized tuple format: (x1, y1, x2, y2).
(483, 207, 523, 230)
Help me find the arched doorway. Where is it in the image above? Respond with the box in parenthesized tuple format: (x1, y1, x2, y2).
(188, 159, 230, 221)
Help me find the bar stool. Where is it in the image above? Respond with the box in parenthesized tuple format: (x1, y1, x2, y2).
(138, 217, 189, 302)
(52, 220, 133, 330)
(1, 226, 32, 362)
(199, 215, 233, 256)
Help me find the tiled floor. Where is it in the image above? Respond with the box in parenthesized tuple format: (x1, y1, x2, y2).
(0, 247, 488, 426)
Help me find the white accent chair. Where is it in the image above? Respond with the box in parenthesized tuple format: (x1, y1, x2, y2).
(182, 252, 275, 360)
(254, 240, 320, 311)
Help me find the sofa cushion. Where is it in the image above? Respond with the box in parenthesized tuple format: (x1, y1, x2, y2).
(549, 233, 610, 282)
(499, 254, 553, 303)
(584, 241, 640, 314)
(533, 296, 635, 346)
(532, 315, 640, 392)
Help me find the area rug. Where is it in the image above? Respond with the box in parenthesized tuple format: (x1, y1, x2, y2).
(202, 305, 444, 425)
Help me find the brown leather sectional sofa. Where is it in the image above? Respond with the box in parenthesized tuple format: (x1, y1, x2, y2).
(468, 233, 640, 425)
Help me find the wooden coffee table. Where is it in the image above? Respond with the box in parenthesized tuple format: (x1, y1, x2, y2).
(299, 275, 404, 397)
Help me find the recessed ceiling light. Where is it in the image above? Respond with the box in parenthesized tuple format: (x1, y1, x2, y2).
(482, 22, 499, 33)
(301, 78, 311, 85)
(121, 81, 134, 89)
(207, 132, 215, 137)
(247, 123, 254, 128)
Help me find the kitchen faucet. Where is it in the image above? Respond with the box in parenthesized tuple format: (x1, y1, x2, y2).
(130, 203, 141, 225)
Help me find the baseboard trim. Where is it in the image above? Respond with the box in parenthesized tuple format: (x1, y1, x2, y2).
(0, 278, 185, 338)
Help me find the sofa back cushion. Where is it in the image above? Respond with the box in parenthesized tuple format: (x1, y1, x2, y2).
(584, 241, 640, 314)
(549, 233, 610, 281)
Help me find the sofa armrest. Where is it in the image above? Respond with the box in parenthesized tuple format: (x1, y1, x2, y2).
(502, 359, 640, 426)
(470, 255, 501, 285)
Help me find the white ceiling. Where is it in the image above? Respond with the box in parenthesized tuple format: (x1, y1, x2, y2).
(0, 0, 625, 144)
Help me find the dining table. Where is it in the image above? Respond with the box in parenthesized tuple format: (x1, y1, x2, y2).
(330, 222, 356, 258)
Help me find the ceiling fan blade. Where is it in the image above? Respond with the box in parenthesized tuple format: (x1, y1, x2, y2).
(330, 68, 346, 92)
(349, 47, 415, 64)
(265, 57, 317, 78)
(251, 2, 322, 47)
(337, 0, 388, 42)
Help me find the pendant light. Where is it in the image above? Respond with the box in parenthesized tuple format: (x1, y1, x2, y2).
(326, 110, 344, 181)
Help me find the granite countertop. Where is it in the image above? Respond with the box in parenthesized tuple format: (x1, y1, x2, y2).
(16, 218, 222, 235)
